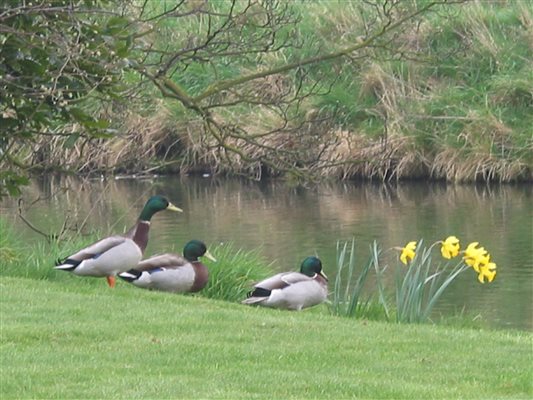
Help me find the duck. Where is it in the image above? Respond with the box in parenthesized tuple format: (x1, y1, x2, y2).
(117, 240, 216, 293)
(242, 256, 328, 311)
(54, 195, 182, 287)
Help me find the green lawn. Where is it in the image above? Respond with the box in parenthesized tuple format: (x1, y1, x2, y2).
(1, 276, 531, 399)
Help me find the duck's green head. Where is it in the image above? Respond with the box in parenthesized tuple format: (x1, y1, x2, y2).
(139, 195, 183, 221)
(183, 240, 217, 262)
(300, 256, 327, 280)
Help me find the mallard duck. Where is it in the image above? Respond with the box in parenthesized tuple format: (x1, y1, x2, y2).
(55, 195, 182, 287)
(117, 240, 216, 293)
(242, 256, 328, 311)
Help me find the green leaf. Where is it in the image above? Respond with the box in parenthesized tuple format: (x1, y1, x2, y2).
(17, 59, 45, 75)
(84, 119, 110, 130)
(105, 16, 129, 35)
(63, 134, 80, 148)
(0, 171, 29, 198)
(69, 108, 91, 123)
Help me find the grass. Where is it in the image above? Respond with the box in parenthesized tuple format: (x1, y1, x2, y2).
(1, 276, 532, 399)
(0, 218, 97, 283)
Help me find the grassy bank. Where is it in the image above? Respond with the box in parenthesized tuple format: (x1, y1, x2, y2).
(31, 0, 532, 183)
(1, 276, 531, 399)
(1, 218, 532, 398)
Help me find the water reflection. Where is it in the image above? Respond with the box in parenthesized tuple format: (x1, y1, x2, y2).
(2, 176, 532, 330)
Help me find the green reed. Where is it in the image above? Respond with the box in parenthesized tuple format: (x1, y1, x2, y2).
(330, 239, 388, 320)
(394, 241, 465, 323)
(201, 242, 272, 303)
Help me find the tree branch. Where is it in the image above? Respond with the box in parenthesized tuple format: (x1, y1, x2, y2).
(191, 1, 447, 103)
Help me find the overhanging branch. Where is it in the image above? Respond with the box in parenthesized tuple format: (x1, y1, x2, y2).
(190, 1, 448, 103)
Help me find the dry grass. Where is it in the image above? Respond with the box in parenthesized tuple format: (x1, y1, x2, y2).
(432, 148, 531, 182)
(28, 106, 187, 176)
(464, 2, 501, 58)
(429, 111, 532, 182)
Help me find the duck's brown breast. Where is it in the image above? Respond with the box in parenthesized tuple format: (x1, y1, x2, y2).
(132, 221, 150, 253)
(190, 262, 209, 292)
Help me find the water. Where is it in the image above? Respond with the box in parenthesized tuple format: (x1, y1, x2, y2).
(2, 176, 532, 330)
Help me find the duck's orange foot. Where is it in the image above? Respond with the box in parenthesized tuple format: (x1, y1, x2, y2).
(106, 276, 116, 288)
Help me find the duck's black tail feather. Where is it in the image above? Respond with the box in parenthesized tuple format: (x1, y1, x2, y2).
(54, 258, 80, 271)
(247, 287, 271, 298)
(118, 269, 142, 283)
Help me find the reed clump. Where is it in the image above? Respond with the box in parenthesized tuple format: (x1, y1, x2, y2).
(28, 107, 188, 176)
(331, 236, 498, 324)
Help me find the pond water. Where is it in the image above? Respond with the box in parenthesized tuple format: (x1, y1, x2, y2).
(1, 176, 532, 331)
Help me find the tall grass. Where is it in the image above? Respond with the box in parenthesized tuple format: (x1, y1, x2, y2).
(201, 242, 272, 303)
(0, 219, 102, 283)
(0, 219, 20, 266)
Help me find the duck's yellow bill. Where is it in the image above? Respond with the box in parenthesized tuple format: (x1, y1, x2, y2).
(167, 203, 183, 212)
(204, 250, 217, 262)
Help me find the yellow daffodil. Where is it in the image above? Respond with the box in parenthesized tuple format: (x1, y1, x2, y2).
(472, 253, 491, 273)
(400, 241, 417, 265)
(478, 262, 497, 283)
(463, 242, 489, 271)
(441, 235, 460, 259)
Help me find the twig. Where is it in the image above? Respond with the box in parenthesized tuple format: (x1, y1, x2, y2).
(17, 199, 55, 243)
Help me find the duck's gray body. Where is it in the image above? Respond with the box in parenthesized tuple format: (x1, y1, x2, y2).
(242, 271, 328, 311)
(120, 253, 209, 293)
(61, 237, 143, 277)
(55, 222, 149, 277)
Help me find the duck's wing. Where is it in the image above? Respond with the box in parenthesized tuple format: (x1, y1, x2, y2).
(135, 254, 188, 272)
(280, 272, 314, 285)
(253, 272, 311, 290)
(57, 236, 127, 264)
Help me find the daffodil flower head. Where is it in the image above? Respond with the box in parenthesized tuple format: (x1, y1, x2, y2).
(472, 252, 491, 273)
(463, 242, 489, 271)
(441, 235, 460, 259)
(400, 241, 417, 265)
(478, 262, 497, 283)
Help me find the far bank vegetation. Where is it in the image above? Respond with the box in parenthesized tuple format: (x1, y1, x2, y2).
(7, 1, 533, 184)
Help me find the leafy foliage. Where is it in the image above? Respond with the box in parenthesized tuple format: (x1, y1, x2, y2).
(0, 0, 136, 196)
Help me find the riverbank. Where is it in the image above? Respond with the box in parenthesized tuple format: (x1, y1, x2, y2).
(1, 276, 531, 399)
